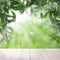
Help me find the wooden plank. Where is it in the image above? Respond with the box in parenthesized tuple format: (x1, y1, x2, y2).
(0, 49, 23, 60)
(44, 49, 60, 60)
(0, 49, 60, 60)
(30, 49, 49, 60)
(20, 49, 30, 60)
(30, 49, 40, 60)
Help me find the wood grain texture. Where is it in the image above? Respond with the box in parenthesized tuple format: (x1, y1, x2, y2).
(0, 49, 60, 60)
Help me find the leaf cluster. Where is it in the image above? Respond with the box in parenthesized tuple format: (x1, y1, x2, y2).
(0, 0, 60, 43)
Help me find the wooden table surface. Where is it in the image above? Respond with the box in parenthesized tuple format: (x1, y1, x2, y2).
(0, 49, 60, 60)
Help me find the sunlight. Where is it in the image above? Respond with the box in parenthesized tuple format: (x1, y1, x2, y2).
(7, 8, 31, 30)
(7, 7, 43, 34)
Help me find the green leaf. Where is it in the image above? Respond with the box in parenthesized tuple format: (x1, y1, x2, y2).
(11, 10, 16, 22)
(7, 10, 16, 23)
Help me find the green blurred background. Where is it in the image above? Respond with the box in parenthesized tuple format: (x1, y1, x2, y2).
(0, 11, 60, 48)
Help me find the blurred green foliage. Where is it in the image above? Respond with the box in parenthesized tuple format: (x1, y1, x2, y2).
(0, 0, 60, 48)
(0, 15, 60, 48)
